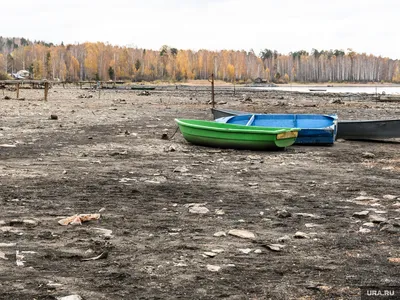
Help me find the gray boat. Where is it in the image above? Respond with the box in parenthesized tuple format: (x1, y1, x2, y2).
(211, 108, 400, 140)
(336, 119, 400, 140)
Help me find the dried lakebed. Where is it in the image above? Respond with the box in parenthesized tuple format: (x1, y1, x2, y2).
(0, 86, 399, 299)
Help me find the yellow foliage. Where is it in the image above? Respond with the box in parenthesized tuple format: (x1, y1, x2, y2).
(3, 40, 400, 83)
(265, 68, 271, 82)
(0, 53, 4, 71)
(227, 64, 235, 81)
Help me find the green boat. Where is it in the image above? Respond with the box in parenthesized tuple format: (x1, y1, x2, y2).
(175, 119, 300, 150)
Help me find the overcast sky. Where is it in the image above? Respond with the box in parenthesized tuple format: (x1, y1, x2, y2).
(2, 0, 399, 59)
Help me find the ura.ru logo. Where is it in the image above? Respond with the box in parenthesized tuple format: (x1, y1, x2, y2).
(367, 289, 395, 296)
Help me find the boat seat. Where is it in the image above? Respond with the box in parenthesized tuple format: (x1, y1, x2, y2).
(246, 115, 256, 126)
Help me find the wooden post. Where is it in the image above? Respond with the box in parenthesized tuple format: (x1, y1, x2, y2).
(44, 82, 49, 101)
(208, 73, 215, 108)
(16, 83, 20, 99)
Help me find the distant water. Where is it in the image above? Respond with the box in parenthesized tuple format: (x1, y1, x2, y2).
(251, 85, 400, 95)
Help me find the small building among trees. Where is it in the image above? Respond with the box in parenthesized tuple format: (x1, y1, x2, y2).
(253, 77, 268, 84)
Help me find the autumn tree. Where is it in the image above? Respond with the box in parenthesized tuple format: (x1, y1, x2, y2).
(2, 36, 400, 84)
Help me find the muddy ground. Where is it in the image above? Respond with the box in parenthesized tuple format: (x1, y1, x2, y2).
(0, 85, 399, 300)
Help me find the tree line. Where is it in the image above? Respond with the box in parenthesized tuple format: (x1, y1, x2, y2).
(1, 36, 400, 83)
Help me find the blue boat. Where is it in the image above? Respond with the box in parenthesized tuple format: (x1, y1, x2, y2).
(215, 114, 338, 145)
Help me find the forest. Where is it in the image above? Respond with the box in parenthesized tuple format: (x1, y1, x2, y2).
(1, 36, 400, 83)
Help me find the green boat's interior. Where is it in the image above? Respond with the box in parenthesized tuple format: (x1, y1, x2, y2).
(176, 119, 300, 134)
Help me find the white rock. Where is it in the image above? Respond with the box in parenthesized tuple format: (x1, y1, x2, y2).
(173, 166, 189, 173)
(294, 213, 321, 219)
(22, 219, 39, 227)
(0, 243, 16, 247)
(353, 211, 370, 217)
(277, 235, 291, 242)
(47, 281, 63, 287)
(189, 206, 209, 214)
(369, 215, 387, 223)
(294, 231, 310, 239)
(254, 249, 262, 254)
(184, 202, 207, 208)
(207, 264, 221, 272)
(382, 166, 394, 170)
(174, 262, 188, 267)
(213, 231, 226, 237)
(267, 244, 286, 251)
(238, 248, 252, 254)
(359, 227, 371, 234)
(203, 252, 217, 257)
(16, 250, 25, 266)
(211, 249, 225, 253)
(57, 295, 83, 300)
(93, 227, 113, 238)
(383, 195, 397, 200)
(305, 223, 322, 228)
(354, 196, 380, 201)
(215, 209, 225, 215)
(228, 229, 256, 240)
(0, 251, 7, 260)
(362, 222, 375, 228)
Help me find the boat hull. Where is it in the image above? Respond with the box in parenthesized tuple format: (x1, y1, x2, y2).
(131, 86, 155, 90)
(216, 114, 337, 145)
(175, 119, 299, 150)
(337, 119, 400, 140)
(211, 108, 400, 141)
(211, 108, 245, 119)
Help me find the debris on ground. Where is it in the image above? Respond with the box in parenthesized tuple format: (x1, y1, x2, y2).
(228, 229, 256, 240)
(58, 214, 101, 226)
(330, 99, 345, 104)
(353, 211, 370, 218)
(266, 244, 286, 252)
(56, 295, 83, 300)
(362, 152, 375, 159)
(77, 94, 93, 99)
(82, 251, 108, 261)
(294, 231, 310, 239)
(173, 166, 189, 173)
